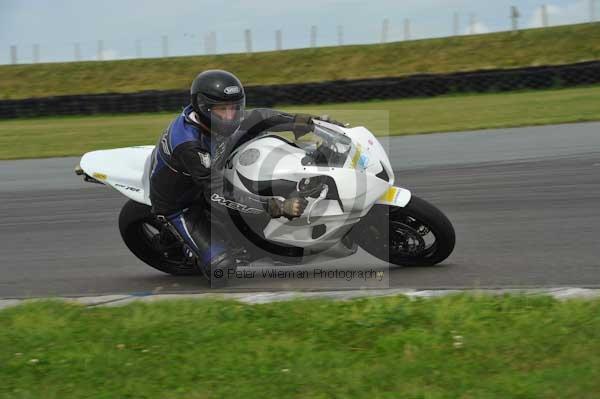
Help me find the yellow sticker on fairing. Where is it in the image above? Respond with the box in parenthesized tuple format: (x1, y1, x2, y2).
(92, 172, 107, 181)
(350, 144, 363, 169)
(380, 187, 400, 203)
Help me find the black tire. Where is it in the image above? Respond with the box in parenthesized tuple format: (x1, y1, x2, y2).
(118, 200, 202, 276)
(356, 196, 455, 266)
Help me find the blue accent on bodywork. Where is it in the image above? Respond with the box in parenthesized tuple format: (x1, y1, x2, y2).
(358, 154, 369, 170)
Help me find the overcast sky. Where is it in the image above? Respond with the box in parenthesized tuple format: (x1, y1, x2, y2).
(0, 0, 596, 64)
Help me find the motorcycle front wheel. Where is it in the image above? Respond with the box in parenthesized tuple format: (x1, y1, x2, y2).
(356, 196, 456, 267)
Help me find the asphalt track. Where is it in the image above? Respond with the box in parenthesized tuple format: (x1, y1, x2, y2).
(1, 122, 599, 298)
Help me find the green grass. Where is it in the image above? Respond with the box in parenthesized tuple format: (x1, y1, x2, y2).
(1, 85, 600, 160)
(1, 295, 599, 399)
(2, 23, 600, 100)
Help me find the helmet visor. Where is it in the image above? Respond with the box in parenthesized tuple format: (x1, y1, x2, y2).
(203, 100, 245, 123)
(197, 97, 245, 136)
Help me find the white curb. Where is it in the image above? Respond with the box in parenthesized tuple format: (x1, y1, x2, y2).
(1, 288, 599, 310)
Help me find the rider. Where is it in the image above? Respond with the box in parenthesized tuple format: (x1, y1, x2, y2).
(149, 69, 323, 283)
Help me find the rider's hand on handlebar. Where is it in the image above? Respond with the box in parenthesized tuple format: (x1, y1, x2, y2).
(268, 198, 309, 220)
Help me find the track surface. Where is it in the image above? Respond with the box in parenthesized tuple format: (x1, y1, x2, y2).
(1, 123, 599, 298)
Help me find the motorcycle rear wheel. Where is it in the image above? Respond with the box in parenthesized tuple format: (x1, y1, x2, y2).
(118, 200, 202, 276)
(356, 196, 455, 267)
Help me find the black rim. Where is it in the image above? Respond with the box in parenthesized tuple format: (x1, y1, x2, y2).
(389, 216, 438, 258)
(136, 218, 186, 266)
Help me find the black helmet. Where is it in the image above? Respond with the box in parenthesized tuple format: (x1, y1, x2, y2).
(190, 70, 246, 137)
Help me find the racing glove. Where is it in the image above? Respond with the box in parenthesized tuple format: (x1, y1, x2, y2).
(267, 197, 309, 220)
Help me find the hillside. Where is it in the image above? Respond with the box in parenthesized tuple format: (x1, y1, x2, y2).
(1, 23, 600, 100)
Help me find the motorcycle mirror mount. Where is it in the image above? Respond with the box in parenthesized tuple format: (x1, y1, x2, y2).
(296, 176, 327, 198)
(306, 184, 329, 225)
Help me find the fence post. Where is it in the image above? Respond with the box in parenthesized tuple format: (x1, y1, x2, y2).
(204, 31, 217, 55)
(244, 29, 253, 53)
(97, 40, 104, 61)
(511, 6, 520, 31)
(310, 25, 317, 47)
(74, 43, 81, 61)
(541, 5, 549, 27)
(33, 44, 40, 63)
(453, 12, 460, 36)
(161, 35, 169, 57)
(204, 33, 216, 55)
(381, 18, 389, 43)
(211, 31, 217, 54)
(10, 45, 17, 64)
(135, 39, 142, 58)
(469, 14, 476, 34)
(275, 29, 282, 50)
(204, 33, 210, 54)
(404, 18, 411, 41)
(337, 25, 344, 45)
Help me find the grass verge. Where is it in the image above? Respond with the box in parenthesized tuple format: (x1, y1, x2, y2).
(1, 85, 600, 160)
(1, 23, 600, 100)
(1, 295, 599, 398)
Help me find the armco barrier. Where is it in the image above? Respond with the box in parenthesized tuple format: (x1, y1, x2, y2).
(1, 61, 600, 119)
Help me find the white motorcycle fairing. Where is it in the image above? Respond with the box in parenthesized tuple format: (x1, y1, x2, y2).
(77, 121, 411, 254)
(223, 120, 411, 251)
(79, 145, 154, 206)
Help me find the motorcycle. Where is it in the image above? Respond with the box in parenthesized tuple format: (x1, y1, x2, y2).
(76, 120, 455, 284)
